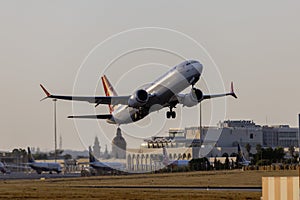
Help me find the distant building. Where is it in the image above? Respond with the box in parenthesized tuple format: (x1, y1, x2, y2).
(93, 136, 101, 158)
(111, 128, 127, 159)
(127, 119, 299, 171)
(214, 120, 263, 148)
(220, 120, 259, 128)
(262, 125, 298, 147)
(103, 145, 110, 159)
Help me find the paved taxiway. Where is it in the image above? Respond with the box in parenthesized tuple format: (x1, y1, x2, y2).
(72, 185, 262, 192)
(0, 172, 81, 180)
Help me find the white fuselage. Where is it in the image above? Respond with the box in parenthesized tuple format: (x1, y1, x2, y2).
(239, 160, 251, 166)
(109, 60, 203, 124)
(29, 162, 62, 173)
(90, 161, 125, 171)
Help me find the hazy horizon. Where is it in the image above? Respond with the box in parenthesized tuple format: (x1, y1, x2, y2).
(1, 1, 300, 152)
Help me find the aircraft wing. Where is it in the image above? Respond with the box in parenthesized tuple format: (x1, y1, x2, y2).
(166, 82, 237, 107)
(203, 82, 237, 100)
(40, 84, 130, 106)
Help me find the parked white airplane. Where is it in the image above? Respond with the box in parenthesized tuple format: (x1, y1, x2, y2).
(40, 60, 237, 125)
(88, 146, 125, 171)
(162, 147, 189, 167)
(27, 147, 62, 174)
(237, 144, 251, 166)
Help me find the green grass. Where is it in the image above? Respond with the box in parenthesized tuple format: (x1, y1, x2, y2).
(0, 169, 297, 199)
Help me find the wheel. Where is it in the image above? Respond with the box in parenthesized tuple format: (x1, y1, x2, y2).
(166, 111, 171, 118)
(171, 111, 176, 118)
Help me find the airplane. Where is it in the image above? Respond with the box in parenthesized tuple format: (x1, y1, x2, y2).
(87, 146, 125, 172)
(40, 60, 237, 125)
(27, 147, 62, 174)
(237, 144, 251, 166)
(0, 161, 9, 174)
(162, 146, 189, 167)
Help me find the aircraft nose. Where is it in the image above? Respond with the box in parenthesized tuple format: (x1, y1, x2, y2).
(193, 62, 203, 74)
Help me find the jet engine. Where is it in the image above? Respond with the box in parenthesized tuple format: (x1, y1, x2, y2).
(128, 89, 149, 108)
(179, 88, 203, 107)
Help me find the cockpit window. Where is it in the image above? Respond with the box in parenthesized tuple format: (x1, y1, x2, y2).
(186, 61, 197, 66)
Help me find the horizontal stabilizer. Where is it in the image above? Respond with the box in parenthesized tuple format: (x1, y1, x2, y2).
(68, 114, 112, 119)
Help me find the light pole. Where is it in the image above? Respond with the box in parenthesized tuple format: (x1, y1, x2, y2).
(53, 99, 57, 162)
(200, 101, 202, 137)
(198, 102, 202, 158)
(298, 114, 300, 163)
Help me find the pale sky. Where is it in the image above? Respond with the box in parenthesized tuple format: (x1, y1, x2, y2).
(0, 1, 300, 151)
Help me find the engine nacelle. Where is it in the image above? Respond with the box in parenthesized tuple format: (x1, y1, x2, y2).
(128, 89, 149, 108)
(178, 88, 203, 107)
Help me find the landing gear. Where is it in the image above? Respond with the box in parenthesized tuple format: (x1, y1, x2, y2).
(166, 107, 176, 119)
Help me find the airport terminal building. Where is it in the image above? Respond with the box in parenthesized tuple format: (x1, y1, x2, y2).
(126, 120, 299, 172)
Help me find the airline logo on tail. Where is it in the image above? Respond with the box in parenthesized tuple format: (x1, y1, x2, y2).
(101, 75, 118, 114)
(27, 147, 35, 163)
(237, 144, 251, 166)
(89, 146, 98, 163)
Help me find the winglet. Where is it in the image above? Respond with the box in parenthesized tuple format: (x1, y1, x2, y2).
(230, 82, 237, 99)
(40, 84, 51, 101)
(40, 84, 51, 97)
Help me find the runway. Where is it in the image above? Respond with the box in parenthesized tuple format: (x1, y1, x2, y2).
(72, 185, 262, 192)
(0, 172, 81, 180)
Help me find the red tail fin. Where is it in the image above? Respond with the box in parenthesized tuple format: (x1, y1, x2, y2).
(101, 75, 118, 114)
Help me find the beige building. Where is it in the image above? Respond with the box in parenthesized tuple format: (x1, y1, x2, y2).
(126, 147, 192, 172)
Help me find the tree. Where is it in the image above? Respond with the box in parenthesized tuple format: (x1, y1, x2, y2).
(224, 155, 230, 170)
(256, 144, 262, 154)
(288, 146, 295, 157)
(274, 147, 284, 163)
(189, 158, 210, 171)
(34, 153, 48, 160)
(222, 153, 229, 157)
(63, 154, 72, 160)
(12, 148, 27, 163)
(214, 156, 217, 170)
(254, 144, 263, 164)
(230, 152, 238, 157)
(245, 143, 251, 156)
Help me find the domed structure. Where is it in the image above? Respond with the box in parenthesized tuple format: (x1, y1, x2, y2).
(112, 128, 127, 159)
